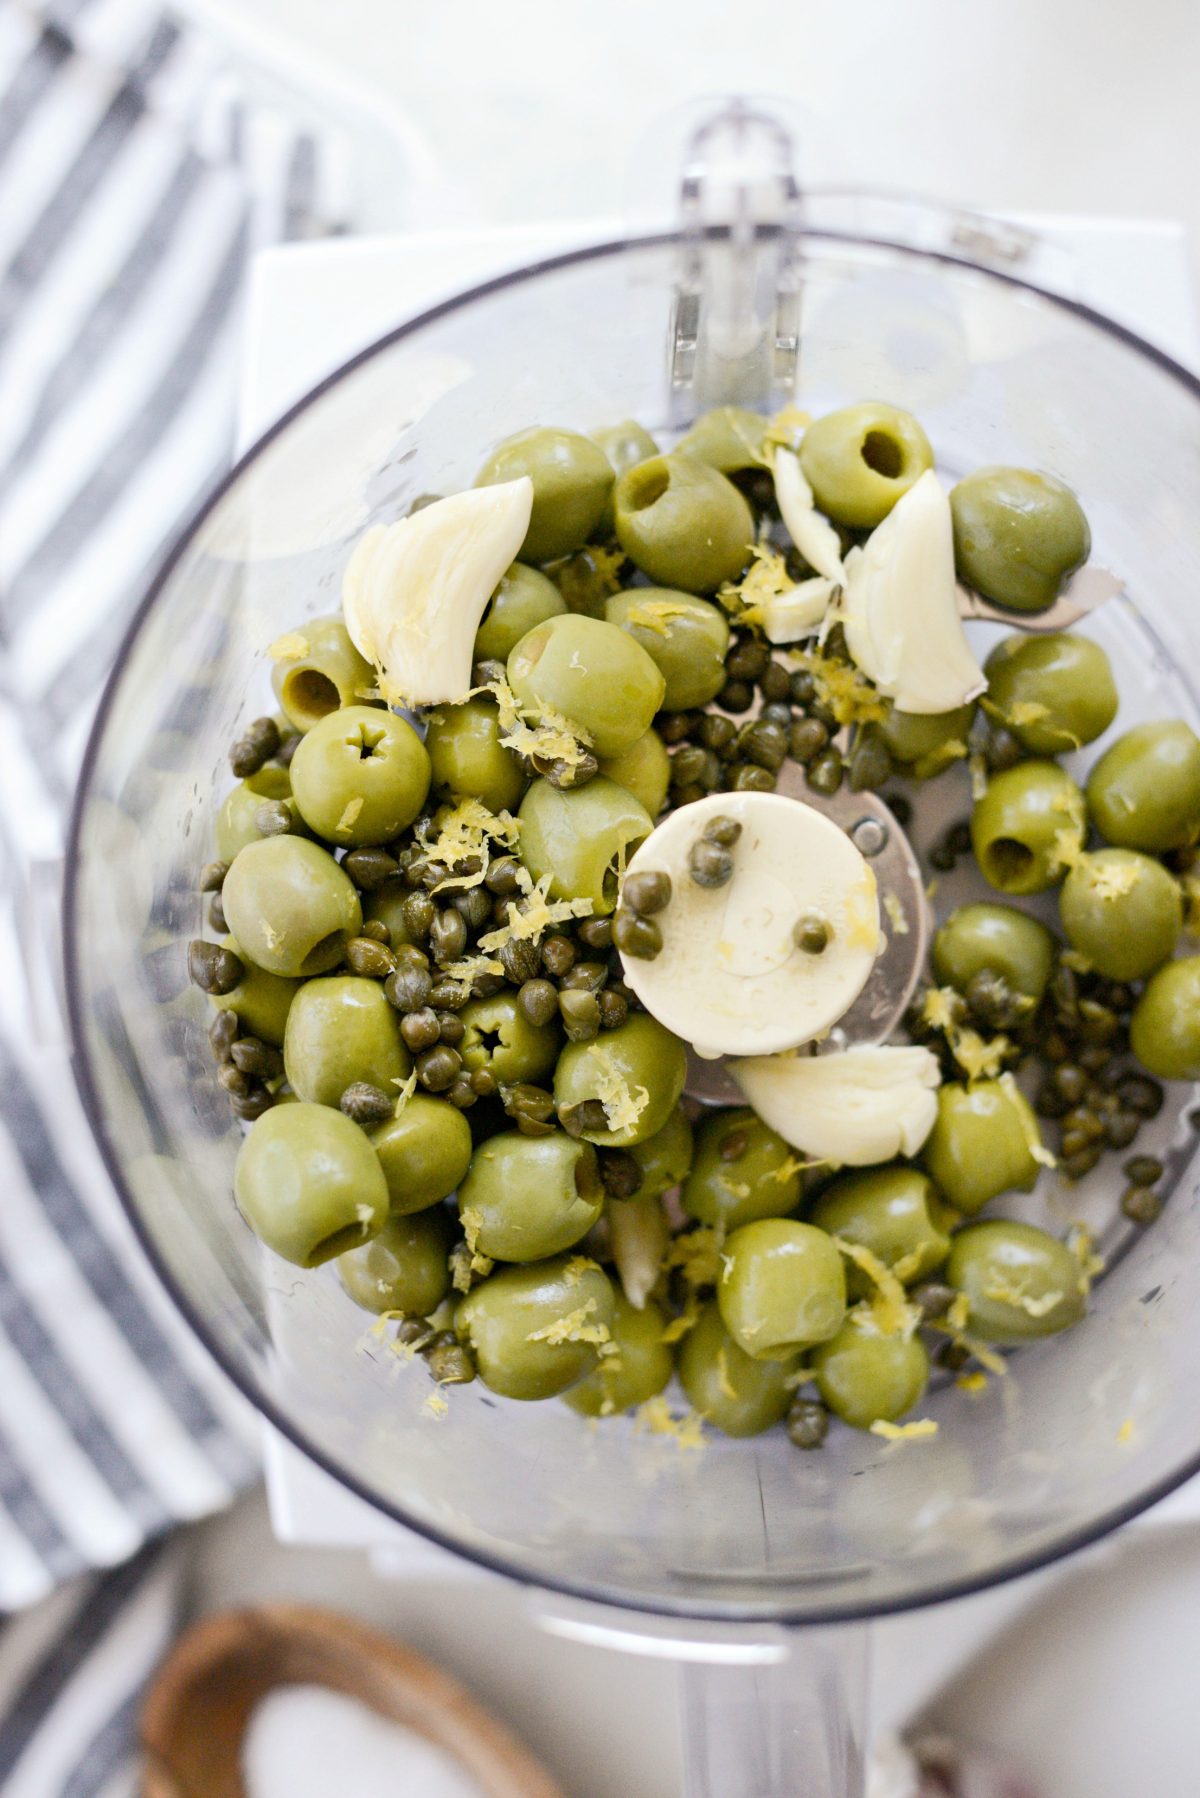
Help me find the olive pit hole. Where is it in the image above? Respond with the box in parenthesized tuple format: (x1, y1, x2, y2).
(305, 1221, 370, 1266)
(624, 461, 670, 512)
(575, 1154, 602, 1200)
(300, 931, 346, 975)
(984, 837, 1035, 888)
(283, 668, 339, 724)
(860, 430, 904, 479)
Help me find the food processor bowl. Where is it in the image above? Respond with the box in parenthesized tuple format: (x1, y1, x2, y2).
(65, 111, 1200, 1798)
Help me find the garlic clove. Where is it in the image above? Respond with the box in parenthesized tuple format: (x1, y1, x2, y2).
(730, 1044, 940, 1167)
(772, 446, 845, 582)
(759, 576, 841, 645)
(842, 469, 986, 717)
(341, 479, 533, 707)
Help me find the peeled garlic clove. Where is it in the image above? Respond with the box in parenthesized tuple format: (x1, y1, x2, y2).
(341, 479, 533, 707)
(772, 446, 845, 582)
(759, 576, 841, 645)
(842, 469, 986, 716)
(730, 1045, 940, 1167)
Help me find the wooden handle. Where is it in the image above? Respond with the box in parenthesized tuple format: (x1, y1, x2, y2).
(140, 1604, 565, 1798)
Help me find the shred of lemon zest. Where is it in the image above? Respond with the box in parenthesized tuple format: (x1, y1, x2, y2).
(883, 892, 909, 936)
(870, 1417, 938, 1441)
(793, 645, 888, 727)
(564, 1255, 598, 1287)
(835, 1238, 919, 1339)
(391, 1069, 418, 1119)
(460, 1207, 483, 1256)
(763, 404, 811, 454)
(634, 1396, 706, 1448)
(586, 1043, 650, 1135)
(716, 1347, 739, 1402)
(423, 1390, 449, 1418)
(773, 1153, 807, 1184)
(1067, 1221, 1105, 1290)
(526, 1299, 610, 1347)
(956, 1371, 989, 1393)
(947, 1292, 970, 1334)
(268, 631, 309, 660)
(718, 543, 793, 625)
(482, 672, 594, 765)
(477, 870, 593, 952)
(1117, 1417, 1136, 1445)
(624, 597, 695, 637)
(418, 796, 520, 894)
(968, 752, 989, 801)
(334, 797, 363, 835)
(982, 1281, 1064, 1318)
(1090, 857, 1144, 901)
(663, 1226, 725, 1289)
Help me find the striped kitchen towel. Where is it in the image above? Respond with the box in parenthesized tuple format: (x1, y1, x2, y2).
(0, 0, 361, 1787)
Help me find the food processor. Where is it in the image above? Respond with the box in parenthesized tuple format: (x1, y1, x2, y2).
(65, 98, 1200, 1796)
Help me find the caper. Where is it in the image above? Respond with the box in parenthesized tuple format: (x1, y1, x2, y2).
(416, 1045, 461, 1092)
(726, 637, 770, 681)
(739, 720, 789, 772)
(209, 1009, 239, 1061)
(188, 940, 244, 996)
(254, 800, 294, 837)
(345, 937, 398, 979)
(229, 1037, 283, 1080)
(360, 920, 391, 945)
(429, 909, 468, 964)
(964, 969, 1025, 1032)
(560, 989, 602, 1041)
(436, 1011, 465, 1047)
(599, 989, 629, 1030)
(396, 1317, 433, 1348)
(1121, 1186, 1162, 1225)
(400, 891, 436, 940)
(658, 711, 699, 746)
(208, 894, 228, 934)
(401, 1008, 441, 1053)
(447, 1078, 477, 1110)
(343, 848, 401, 890)
(562, 961, 608, 994)
(786, 1398, 829, 1450)
(385, 964, 433, 1013)
(717, 679, 754, 713)
(759, 662, 793, 702)
(670, 744, 708, 787)
(340, 1081, 395, 1124)
(1103, 1111, 1139, 1150)
(703, 815, 743, 849)
(200, 860, 229, 894)
(912, 1280, 957, 1320)
(470, 1067, 498, 1097)
(699, 714, 737, 753)
(794, 913, 830, 955)
(848, 729, 893, 791)
(790, 669, 818, 707)
(578, 917, 614, 951)
(1063, 1144, 1103, 1180)
(499, 937, 541, 985)
(485, 855, 522, 896)
(560, 1097, 610, 1137)
(1117, 1074, 1164, 1118)
(985, 725, 1024, 772)
(760, 700, 794, 730)
(806, 748, 844, 795)
(502, 1083, 555, 1128)
(1125, 1155, 1164, 1187)
(229, 715, 280, 778)
(689, 839, 735, 889)
(599, 1150, 643, 1200)
(542, 935, 576, 976)
(217, 1062, 250, 1097)
(231, 1086, 274, 1121)
(424, 1332, 476, 1385)
(517, 978, 559, 1027)
(612, 909, 663, 960)
(731, 763, 775, 793)
(453, 888, 494, 931)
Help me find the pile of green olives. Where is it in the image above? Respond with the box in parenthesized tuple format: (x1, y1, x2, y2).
(192, 395, 1200, 1454)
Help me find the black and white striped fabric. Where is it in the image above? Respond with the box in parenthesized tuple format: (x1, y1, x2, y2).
(0, 0, 355, 1786)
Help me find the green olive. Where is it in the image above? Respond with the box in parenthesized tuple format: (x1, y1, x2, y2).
(878, 702, 976, 779)
(222, 836, 362, 976)
(518, 776, 652, 914)
(984, 633, 1117, 754)
(1087, 721, 1200, 852)
(283, 976, 410, 1107)
(717, 1219, 846, 1361)
(597, 728, 670, 819)
(614, 454, 754, 593)
(215, 766, 299, 862)
(1059, 849, 1181, 981)
(932, 903, 1056, 1007)
(473, 563, 567, 664)
(1130, 956, 1200, 1079)
(947, 1220, 1087, 1343)
(507, 614, 665, 759)
(271, 614, 378, 732)
(591, 419, 660, 477)
(234, 1102, 388, 1267)
(455, 1256, 616, 1400)
(457, 1129, 603, 1262)
(361, 880, 416, 948)
(921, 1080, 1044, 1215)
(810, 1317, 929, 1430)
(424, 697, 526, 815)
(563, 1294, 673, 1416)
(969, 760, 1084, 894)
(369, 1095, 473, 1214)
(951, 468, 1090, 613)
(289, 705, 430, 848)
(476, 427, 614, 563)
(674, 407, 767, 474)
(554, 1015, 688, 1148)
(605, 588, 730, 711)
(628, 1104, 694, 1196)
(809, 1167, 953, 1291)
(799, 402, 933, 530)
(681, 1107, 802, 1231)
(337, 1207, 454, 1317)
(677, 1300, 796, 1437)
(211, 936, 301, 1046)
(459, 991, 560, 1086)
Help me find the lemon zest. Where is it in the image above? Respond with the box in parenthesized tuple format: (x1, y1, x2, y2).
(334, 797, 363, 836)
(1117, 1417, 1136, 1445)
(664, 1226, 725, 1289)
(391, 1069, 418, 1119)
(716, 1347, 739, 1402)
(870, 1417, 938, 1441)
(763, 404, 811, 454)
(624, 597, 695, 638)
(423, 1390, 449, 1418)
(527, 1299, 610, 1347)
(268, 631, 310, 660)
(586, 1042, 650, 1136)
(634, 1396, 706, 1448)
(999, 1072, 1056, 1167)
(484, 672, 594, 765)
(956, 1371, 989, 1394)
(883, 892, 909, 936)
(793, 645, 888, 727)
(969, 752, 989, 801)
(835, 1238, 920, 1339)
